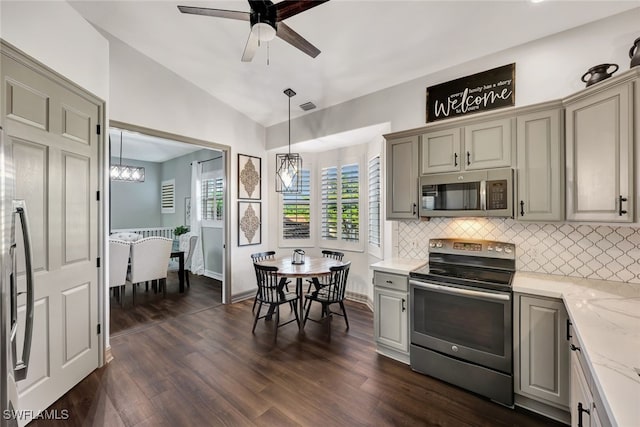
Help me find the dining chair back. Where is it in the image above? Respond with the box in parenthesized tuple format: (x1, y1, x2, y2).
(110, 232, 143, 243)
(306, 250, 346, 294)
(321, 250, 344, 261)
(129, 237, 173, 303)
(252, 264, 300, 341)
(250, 251, 287, 312)
(109, 239, 130, 306)
(303, 261, 351, 329)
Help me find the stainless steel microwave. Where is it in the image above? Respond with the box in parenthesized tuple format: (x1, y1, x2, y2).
(419, 168, 513, 218)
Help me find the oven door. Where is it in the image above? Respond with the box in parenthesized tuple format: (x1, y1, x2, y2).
(410, 279, 512, 374)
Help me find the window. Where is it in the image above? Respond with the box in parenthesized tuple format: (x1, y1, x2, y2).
(282, 169, 311, 240)
(202, 176, 224, 222)
(161, 179, 175, 214)
(368, 155, 381, 249)
(321, 160, 361, 249)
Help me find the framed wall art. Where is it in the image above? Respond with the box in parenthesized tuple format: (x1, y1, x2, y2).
(238, 154, 261, 200)
(238, 201, 261, 246)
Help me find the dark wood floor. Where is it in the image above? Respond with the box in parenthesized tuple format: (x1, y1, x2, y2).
(109, 272, 223, 337)
(35, 294, 563, 427)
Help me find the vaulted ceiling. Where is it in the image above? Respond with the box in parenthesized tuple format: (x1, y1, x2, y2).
(70, 1, 639, 127)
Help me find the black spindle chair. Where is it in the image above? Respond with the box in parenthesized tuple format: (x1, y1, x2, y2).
(252, 264, 300, 340)
(251, 251, 290, 313)
(303, 261, 350, 330)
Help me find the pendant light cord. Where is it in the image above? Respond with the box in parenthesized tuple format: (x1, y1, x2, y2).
(288, 95, 291, 155)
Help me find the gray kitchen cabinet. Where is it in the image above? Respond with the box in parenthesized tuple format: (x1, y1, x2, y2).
(374, 271, 409, 364)
(564, 77, 635, 222)
(464, 117, 513, 170)
(386, 135, 419, 219)
(516, 107, 564, 221)
(514, 293, 570, 424)
(420, 127, 461, 174)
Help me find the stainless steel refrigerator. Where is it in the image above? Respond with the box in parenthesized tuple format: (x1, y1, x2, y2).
(1, 125, 35, 427)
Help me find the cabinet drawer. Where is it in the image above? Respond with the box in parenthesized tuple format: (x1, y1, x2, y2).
(374, 271, 408, 292)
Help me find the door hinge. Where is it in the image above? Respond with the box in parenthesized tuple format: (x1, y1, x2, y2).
(96, 124, 101, 135)
(97, 324, 101, 334)
(96, 191, 100, 201)
(96, 257, 101, 268)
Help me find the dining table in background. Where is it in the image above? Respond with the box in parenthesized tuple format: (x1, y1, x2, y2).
(255, 256, 346, 327)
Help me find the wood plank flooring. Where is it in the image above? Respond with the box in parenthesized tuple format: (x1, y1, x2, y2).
(34, 294, 563, 427)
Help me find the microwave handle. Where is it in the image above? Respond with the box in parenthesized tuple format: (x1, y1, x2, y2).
(480, 180, 487, 211)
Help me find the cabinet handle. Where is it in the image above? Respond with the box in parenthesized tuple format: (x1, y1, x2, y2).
(520, 201, 525, 217)
(386, 280, 393, 284)
(466, 151, 471, 166)
(566, 319, 572, 341)
(570, 344, 581, 352)
(401, 298, 406, 312)
(412, 203, 417, 216)
(619, 195, 628, 216)
(454, 153, 458, 167)
(577, 402, 590, 427)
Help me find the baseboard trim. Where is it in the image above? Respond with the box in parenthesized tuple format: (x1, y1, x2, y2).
(105, 346, 114, 364)
(204, 269, 222, 281)
(231, 289, 255, 303)
(346, 291, 373, 312)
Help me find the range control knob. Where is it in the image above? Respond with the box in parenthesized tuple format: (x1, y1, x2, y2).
(451, 345, 459, 352)
(429, 241, 435, 248)
(495, 246, 503, 253)
(504, 247, 513, 254)
(435, 241, 443, 248)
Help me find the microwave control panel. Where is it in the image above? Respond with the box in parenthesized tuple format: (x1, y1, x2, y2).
(487, 180, 508, 210)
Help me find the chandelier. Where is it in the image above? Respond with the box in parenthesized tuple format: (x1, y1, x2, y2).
(275, 88, 302, 193)
(110, 131, 145, 182)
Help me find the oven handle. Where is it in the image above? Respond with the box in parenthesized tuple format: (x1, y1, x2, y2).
(411, 280, 510, 301)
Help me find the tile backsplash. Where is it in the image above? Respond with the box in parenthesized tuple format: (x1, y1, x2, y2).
(397, 218, 640, 284)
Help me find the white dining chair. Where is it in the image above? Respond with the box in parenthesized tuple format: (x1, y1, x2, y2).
(109, 239, 131, 306)
(168, 234, 198, 287)
(110, 231, 143, 243)
(129, 236, 173, 304)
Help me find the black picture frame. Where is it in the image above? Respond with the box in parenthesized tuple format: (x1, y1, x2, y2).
(238, 201, 261, 246)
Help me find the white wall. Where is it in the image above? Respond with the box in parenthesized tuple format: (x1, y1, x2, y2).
(265, 8, 640, 149)
(0, 1, 109, 102)
(106, 33, 268, 299)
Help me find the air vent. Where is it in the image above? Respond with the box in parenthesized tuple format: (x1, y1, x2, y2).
(299, 102, 316, 111)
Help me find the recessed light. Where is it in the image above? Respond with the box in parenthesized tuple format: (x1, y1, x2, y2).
(530, 0, 545, 3)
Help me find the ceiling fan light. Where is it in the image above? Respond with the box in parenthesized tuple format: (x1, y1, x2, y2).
(252, 22, 276, 42)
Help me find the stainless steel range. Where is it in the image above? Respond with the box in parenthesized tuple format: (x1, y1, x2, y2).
(409, 238, 516, 406)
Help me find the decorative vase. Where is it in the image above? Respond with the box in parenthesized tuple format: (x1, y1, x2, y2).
(630, 37, 640, 68)
(581, 63, 619, 87)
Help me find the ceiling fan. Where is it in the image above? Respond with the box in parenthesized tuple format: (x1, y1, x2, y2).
(178, 1, 329, 62)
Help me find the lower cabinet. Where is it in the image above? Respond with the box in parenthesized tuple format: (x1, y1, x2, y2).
(514, 293, 570, 423)
(569, 331, 607, 427)
(373, 271, 409, 364)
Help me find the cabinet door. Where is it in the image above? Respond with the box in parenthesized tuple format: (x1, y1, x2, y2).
(420, 128, 461, 174)
(386, 136, 418, 219)
(565, 82, 634, 222)
(571, 351, 592, 427)
(516, 109, 564, 221)
(519, 296, 570, 408)
(464, 117, 513, 170)
(374, 287, 408, 352)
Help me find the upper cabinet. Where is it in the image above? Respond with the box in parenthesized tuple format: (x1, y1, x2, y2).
(464, 117, 513, 170)
(516, 106, 564, 221)
(420, 128, 461, 174)
(386, 135, 419, 220)
(564, 76, 636, 222)
(420, 117, 513, 175)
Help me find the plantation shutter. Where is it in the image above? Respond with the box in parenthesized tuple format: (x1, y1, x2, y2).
(341, 163, 359, 242)
(282, 169, 311, 239)
(321, 166, 338, 240)
(215, 177, 224, 220)
(368, 155, 381, 247)
(161, 179, 175, 214)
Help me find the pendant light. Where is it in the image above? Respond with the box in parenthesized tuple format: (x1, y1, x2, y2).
(275, 88, 302, 193)
(110, 131, 145, 182)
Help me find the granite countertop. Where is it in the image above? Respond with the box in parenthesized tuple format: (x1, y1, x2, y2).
(513, 272, 640, 427)
(370, 258, 427, 275)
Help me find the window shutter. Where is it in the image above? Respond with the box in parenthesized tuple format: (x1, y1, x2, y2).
(215, 177, 224, 221)
(341, 163, 359, 242)
(321, 166, 338, 240)
(161, 179, 175, 214)
(282, 169, 310, 239)
(368, 156, 381, 248)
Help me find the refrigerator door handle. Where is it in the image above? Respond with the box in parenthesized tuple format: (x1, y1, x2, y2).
(11, 200, 35, 381)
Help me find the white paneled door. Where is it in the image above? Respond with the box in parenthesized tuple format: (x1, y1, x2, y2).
(2, 45, 101, 425)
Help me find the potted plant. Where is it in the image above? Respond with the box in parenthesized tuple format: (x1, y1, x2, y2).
(174, 225, 189, 236)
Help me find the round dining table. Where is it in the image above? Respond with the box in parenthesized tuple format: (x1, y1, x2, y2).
(255, 256, 345, 327)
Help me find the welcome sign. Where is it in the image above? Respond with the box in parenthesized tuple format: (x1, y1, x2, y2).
(426, 64, 515, 123)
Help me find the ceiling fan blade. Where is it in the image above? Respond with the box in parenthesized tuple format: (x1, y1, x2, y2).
(276, 21, 320, 58)
(177, 5, 250, 21)
(241, 31, 259, 62)
(273, 1, 329, 21)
